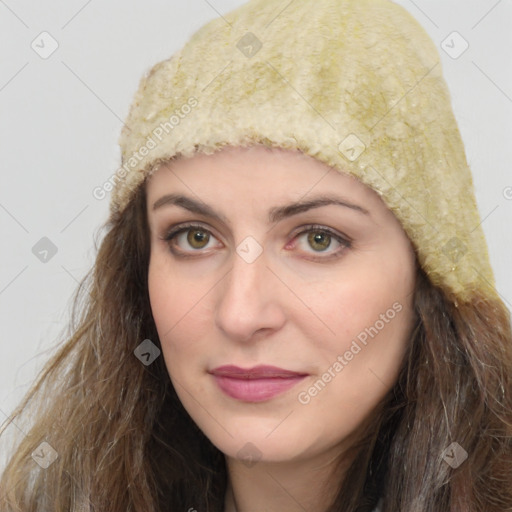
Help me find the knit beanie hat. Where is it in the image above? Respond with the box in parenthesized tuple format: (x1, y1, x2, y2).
(110, 0, 498, 304)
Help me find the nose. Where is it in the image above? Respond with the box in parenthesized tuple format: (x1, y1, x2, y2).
(214, 248, 287, 342)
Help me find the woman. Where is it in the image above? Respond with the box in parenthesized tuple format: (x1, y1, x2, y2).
(1, 0, 511, 511)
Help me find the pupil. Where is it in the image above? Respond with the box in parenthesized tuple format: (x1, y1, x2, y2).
(308, 231, 331, 251)
(188, 229, 209, 248)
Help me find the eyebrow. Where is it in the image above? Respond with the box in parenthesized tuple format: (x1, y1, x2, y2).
(152, 193, 369, 224)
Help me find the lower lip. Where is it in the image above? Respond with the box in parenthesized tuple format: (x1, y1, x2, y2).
(212, 375, 307, 402)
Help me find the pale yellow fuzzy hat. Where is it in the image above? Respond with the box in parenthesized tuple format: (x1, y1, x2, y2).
(110, 0, 498, 303)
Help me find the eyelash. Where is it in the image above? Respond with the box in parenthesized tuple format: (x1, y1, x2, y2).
(161, 223, 352, 260)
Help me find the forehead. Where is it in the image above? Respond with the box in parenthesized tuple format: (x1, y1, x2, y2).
(146, 145, 381, 207)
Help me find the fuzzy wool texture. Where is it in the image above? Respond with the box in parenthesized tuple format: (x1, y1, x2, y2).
(112, 0, 497, 302)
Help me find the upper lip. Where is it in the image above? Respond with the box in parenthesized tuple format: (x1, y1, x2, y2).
(209, 365, 308, 379)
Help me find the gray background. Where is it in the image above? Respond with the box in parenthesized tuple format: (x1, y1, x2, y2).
(1, 0, 511, 453)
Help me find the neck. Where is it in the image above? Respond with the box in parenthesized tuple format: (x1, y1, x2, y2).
(223, 445, 354, 512)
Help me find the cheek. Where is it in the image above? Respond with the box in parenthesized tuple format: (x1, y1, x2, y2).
(148, 255, 204, 338)
(309, 263, 411, 331)
(148, 258, 190, 373)
(296, 287, 414, 431)
(302, 252, 415, 380)
(148, 260, 177, 338)
(147, 257, 214, 374)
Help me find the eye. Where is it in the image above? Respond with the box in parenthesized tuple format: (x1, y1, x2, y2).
(292, 225, 351, 259)
(162, 223, 222, 255)
(161, 223, 351, 259)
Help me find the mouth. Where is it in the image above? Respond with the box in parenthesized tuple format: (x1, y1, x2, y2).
(209, 365, 308, 402)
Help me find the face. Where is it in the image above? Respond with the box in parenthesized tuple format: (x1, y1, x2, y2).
(146, 145, 416, 465)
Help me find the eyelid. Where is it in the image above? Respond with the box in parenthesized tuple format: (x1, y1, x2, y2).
(161, 221, 219, 241)
(290, 224, 352, 243)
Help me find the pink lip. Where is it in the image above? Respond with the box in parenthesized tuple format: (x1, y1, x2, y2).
(209, 365, 308, 402)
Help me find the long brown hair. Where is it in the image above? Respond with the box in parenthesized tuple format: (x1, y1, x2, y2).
(1, 178, 511, 512)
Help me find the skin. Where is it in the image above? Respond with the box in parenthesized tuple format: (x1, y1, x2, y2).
(146, 145, 417, 512)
